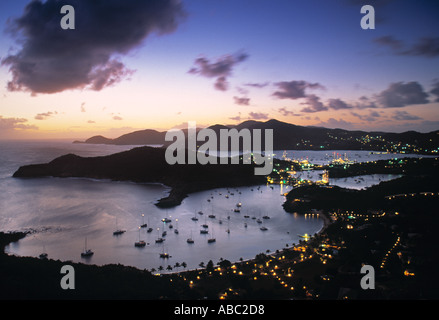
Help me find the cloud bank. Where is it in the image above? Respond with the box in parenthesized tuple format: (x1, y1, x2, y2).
(1, 0, 186, 94)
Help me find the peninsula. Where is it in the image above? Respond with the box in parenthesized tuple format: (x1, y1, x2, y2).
(13, 146, 266, 207)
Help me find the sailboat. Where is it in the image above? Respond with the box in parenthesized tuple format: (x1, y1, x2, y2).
(155, 228, 165, 243)
(159, 245, 170, 258)
(174, 219, 179, 234)
(134, 227, 146, 247)
(39, 244, 48, 260)
(187, 230, 194, 244)
(81, 237, 94, 257)
(140, 214, 147, 228)
(113, 218, 126, 236)
(207, 227, 216, 243)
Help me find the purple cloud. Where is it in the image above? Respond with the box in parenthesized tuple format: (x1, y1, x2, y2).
(1, 0, 186, 94)
(233, 96, 250, 106)
(375, 82, 429, 108)
(189, 52, 249, 91)
(272, 80, 325, 100)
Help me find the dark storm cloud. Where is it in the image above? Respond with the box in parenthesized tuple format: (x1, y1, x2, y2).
(188, 52, 249, 91)
(375, 82, 429, 108)
(374, 36, 439, 58)
(1, 0, 186, 94)
(272, 81, 325, 100)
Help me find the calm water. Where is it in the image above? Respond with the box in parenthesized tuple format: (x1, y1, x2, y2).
(0, 141, 425, 272)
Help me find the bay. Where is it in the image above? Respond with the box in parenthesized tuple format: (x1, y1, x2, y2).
(1, 141, 426, 272)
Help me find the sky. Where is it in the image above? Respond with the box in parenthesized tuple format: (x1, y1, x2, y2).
(0, 0, 438, 140)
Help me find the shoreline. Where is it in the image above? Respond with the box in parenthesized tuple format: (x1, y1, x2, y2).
(1, 197, 331, 278)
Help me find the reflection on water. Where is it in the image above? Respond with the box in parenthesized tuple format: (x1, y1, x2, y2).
(3, 180, 323, 272)
(1, 141, 420, 272)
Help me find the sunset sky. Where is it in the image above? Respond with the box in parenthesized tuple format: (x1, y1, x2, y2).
(1, 0, 438, 139)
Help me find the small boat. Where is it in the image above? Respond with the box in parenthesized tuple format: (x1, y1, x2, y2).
(140, 214, 147, 228)
(244, 223, 248, 228)
(39, 245, 48, 259)
(135, 240, 146, 247)
(200, 229, 208, 234)
(187, 231, 194, 243)
(256, 219, 262, 224)
(174, 219, 179, 234)
(208, 214, 216, 219)
(159, 245, 170, 258)
(198, 211, 204, 215)
(155, 238, 165, 243)
(262, 215, 270, 219)
(81, 238, 94, 258)
(113, 218, 126, 235)
(260, 226, 268, 231)
(191, 216, 199, 221)
(135, 227, 146, 247)
(244, 215, 250, 218)
(81, 249, 94, 257)
(39, 252, 48, 260)
(236, 202, 242, 207)
(208, 233, 216, 243)
(208, 228, 216, 243)
(162, 218, 171, 223)
(147, 227, 153, 233)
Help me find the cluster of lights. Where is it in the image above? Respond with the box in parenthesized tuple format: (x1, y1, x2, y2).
(380, 236, 401, 269)
(386, 191, 439, 200)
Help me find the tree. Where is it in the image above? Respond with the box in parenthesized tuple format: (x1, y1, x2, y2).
(206, 260, 214, 273)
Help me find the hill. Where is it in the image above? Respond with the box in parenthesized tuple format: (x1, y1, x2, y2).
(74, 119, 439, 155)
(13, 146, 266, 207)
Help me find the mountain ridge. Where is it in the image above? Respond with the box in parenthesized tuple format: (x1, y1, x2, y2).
(73, 119, 439, 155)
